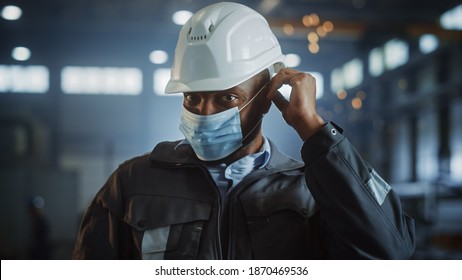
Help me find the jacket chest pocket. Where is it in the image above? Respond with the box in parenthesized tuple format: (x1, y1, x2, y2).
(124, 195, 212, 259)
(241, 185, 317, 259)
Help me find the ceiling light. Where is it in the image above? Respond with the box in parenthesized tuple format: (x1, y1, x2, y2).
(172, 10, 192, 25)
(351, 97, 363, 110)
(12, 46, 31, 61)
(316, 26, 327, 37)
(282, 23, 294, 36)
(308, 43, 319, 54)
(419, 34, 439, 54)
(284, 54, 301, 68)
(302, 13, 320, 27)
(323, 21, 334, 32)
(307, 32, 319, 43)
(149, 50, 168, 64)
(336, 90, 347, 100)
(1, 5, 22, 20)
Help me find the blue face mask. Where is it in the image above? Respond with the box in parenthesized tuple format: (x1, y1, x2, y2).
(179, 84, 266, 161)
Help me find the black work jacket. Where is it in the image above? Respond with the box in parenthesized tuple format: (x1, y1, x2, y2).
(72, 122, 415, 259)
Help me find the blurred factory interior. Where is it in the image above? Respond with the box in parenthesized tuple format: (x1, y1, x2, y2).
(0, 0, 461, 259)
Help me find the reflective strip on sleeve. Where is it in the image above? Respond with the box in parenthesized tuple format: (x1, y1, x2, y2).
(366, 169, 391, 205)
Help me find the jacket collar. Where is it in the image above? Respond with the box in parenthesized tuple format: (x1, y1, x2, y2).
(149, 138, 304, 172)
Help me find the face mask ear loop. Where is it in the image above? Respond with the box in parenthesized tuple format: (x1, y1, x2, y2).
(241, 117, 264, 143)
(238, 82, 268, 113)
(238, 81, 269, 142)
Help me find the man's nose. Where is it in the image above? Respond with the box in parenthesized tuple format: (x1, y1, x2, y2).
(197, 99, 218, 115)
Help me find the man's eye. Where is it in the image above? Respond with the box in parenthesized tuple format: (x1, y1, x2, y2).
(222, 95, 237, 102)
(184, 94, 198, 102)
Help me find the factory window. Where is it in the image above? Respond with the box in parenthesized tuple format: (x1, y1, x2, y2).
(153, 68, 179, 96)
(440, 3, 462, 30)
(0, 65, 49, 94)
(61, 66, 142, 95)
(369, 47, 384, 77)
(450, 100, 462, 182)
(330, 58, 363, 92)
(343, 58, 363, 89)
(390, 120, 412, 182)
(416, 109, 439, 181)
(330, 67, 343, 93)
(384, 39, 409, 70)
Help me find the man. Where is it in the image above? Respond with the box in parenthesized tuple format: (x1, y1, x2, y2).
(72, 2, 415, 259)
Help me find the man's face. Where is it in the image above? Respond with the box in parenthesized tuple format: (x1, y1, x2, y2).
(182, 72, 270, 142)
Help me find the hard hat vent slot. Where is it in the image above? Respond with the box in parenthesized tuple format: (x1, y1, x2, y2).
(190, 35, 207, 41)
(188, 23, 214, 42)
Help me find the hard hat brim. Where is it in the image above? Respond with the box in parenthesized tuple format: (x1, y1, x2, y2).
(165, 55, 285, 93)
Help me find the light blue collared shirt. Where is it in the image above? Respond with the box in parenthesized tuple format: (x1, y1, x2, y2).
(177, 138, 271, 200)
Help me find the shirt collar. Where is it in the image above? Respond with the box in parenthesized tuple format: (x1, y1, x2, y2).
(209, 137, 271, 186)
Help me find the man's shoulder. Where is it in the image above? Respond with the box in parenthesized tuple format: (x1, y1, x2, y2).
(117, 140, 184, 168)
(117, 152, 151, 169)
(150, 139, 195, 164)
(152, 140, 183, 151)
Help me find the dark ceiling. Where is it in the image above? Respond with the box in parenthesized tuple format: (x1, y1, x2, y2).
(1, 0, 461, 72)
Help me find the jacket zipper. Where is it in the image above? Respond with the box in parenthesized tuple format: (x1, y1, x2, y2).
(160, 162, 224, 259)
(198, 165, 224, 260)
(216, 196, 224, 259)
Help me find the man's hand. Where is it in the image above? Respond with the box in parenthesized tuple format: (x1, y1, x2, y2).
(266, 68, 325, 141)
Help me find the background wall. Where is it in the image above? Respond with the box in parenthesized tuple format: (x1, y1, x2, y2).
(1, 0, 461, 259)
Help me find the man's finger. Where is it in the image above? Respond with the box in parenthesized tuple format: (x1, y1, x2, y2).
(271, 90, 289, 113)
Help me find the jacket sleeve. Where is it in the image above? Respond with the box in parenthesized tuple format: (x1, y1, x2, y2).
(72, 171, 139, 259)
(301, 122, 415, 259)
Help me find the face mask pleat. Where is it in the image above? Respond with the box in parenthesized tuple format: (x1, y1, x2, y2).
(180, 109, 241, 132)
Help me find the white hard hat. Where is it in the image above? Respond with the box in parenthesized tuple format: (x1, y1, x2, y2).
(165, 2, 284, 93)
